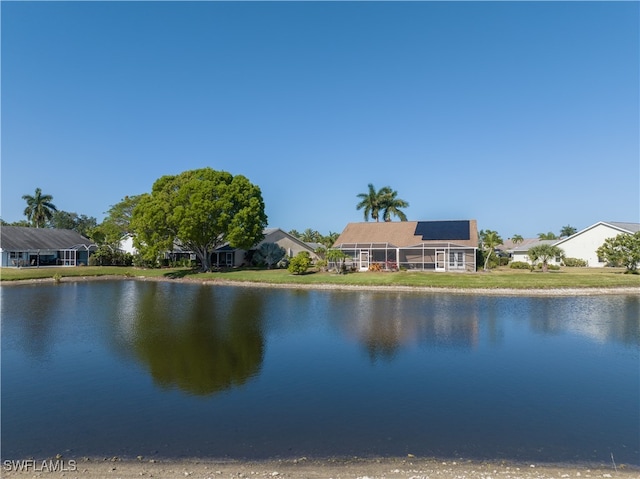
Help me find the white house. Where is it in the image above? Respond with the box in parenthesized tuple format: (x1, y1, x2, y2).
(510, 221, 640, 267)
(510, 240, 561, 266)
(555, 221, 640, 267)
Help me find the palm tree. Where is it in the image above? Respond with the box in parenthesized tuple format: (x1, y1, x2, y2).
(356, 184, 409, 222)
(538, 232, 558, 240)
(511, 234, 524, 245)
(380, 188, 409, 222)
(22, 188, 57, 228)
(356, 184, 385, 222)
(528, 244, 565, 272)
(479, 229, 503, 271)
(560, 225, 577, 237)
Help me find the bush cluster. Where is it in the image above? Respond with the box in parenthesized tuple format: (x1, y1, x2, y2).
(89, 246, 133, 266)
(288, 251, 312, 275)
(509, 261, 531, 270)
(563, 257, 587, 267)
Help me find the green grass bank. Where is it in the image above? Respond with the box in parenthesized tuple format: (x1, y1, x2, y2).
(2, 265, 639, 291)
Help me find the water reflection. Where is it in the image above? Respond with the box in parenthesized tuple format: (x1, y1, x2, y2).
(1, 283, 638, 463)
(120, 283, 265, 396)
(525, 295, 640, 345)
(328, 293, 480, 360)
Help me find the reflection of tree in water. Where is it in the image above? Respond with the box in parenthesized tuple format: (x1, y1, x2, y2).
(132, 285, 264, 396)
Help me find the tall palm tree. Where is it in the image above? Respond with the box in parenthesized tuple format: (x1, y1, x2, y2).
(380, 188, 409, 222)
(22, 188, 57, 228)
(356, 183, 384, 222)
(356, 184, 409, 222)
(511, 234, 523, 245)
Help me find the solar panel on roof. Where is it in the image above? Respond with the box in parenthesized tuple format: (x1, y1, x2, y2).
(414, 221, 470, 241)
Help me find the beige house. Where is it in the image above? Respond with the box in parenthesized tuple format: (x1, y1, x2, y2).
(212, 228, 319, 268)
(331, 220, 478, 272)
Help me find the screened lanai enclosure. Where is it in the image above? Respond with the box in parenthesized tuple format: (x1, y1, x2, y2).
(0, 226, 96, 267)
(330, 221, 478, 273)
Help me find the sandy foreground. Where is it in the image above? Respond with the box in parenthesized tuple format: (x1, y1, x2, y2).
(2, 456, 638, 479)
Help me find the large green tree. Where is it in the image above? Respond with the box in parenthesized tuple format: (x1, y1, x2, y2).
(596, 232, 640, 273)
(22, 187, 57, 228)
(479, 229, 503, 271)
(528, 243, 565, 272)
(130, 168, 267, 271)
(94, 195, 143, 247)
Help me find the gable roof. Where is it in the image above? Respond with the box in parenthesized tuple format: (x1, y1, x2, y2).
(604, 221, 640, 233)
(555, 221, 640, 247)
(333, 220, 478, 248)
(0, 226, 94, 251)
(511, 239, 558, 252)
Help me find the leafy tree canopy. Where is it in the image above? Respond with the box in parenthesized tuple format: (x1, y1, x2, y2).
(48, 210, 97, 238)
(94, 195, 143, 247)
(596, 232, 640, 273)
(131, 168, 267, 271)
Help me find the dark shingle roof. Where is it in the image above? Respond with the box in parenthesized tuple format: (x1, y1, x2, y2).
(0, 226, 93, 251)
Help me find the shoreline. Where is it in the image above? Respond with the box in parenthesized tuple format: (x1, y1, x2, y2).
(2, 455, 638, 478)
(2, 274, 639, 296)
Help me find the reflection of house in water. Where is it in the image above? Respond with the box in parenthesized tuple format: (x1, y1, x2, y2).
(330, 293, 480, 360)
(529, 296, 640, 346)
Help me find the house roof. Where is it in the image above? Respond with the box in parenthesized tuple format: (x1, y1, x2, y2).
(554, 221, 640, 247)
(511, 239, 557, 252)
(498, 238, 539, 252)
(333, 220, 478, 248)
(603, 221, 640, 233)
(0, 226, 94, 251)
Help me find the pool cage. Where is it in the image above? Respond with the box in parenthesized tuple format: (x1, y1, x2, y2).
(330, 242, 476, 272)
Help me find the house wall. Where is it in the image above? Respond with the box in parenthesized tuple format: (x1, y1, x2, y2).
(257, 230, 319, 260)
(510, 250, 563, 267)
(558, 224, 627, 267)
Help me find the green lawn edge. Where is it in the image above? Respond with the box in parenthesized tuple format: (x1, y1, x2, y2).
(2, 266, 639, 290)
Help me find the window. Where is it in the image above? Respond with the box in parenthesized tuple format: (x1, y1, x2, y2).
(449, 251, 465, 269)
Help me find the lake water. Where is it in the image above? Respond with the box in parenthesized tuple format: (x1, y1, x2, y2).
(1, 281, 639, 465)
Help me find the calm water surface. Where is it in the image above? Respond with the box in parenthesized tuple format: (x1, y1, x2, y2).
(1, 281, 639, 464)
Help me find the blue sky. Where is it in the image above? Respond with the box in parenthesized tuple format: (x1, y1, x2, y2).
(2, 1, 638, 239)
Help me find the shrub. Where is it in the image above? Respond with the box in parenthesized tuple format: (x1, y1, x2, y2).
(288, 251, 312, 275)
(368, 263, 383, 272)
(536, 263, 560, 270)
(510, 261, 532, 270)
(315, 259, 328, 272)
(252, 242, 286, 269)
(563, 257, 587, 267)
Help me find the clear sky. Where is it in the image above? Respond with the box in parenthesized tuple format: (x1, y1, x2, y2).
(2, 1, 638, 239)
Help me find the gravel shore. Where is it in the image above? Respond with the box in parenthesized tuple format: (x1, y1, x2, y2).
(3, 456, 638, 479)
(5, 274, 640, 297)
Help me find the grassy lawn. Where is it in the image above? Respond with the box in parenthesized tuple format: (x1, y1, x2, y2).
(2, 265, 639, 290)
